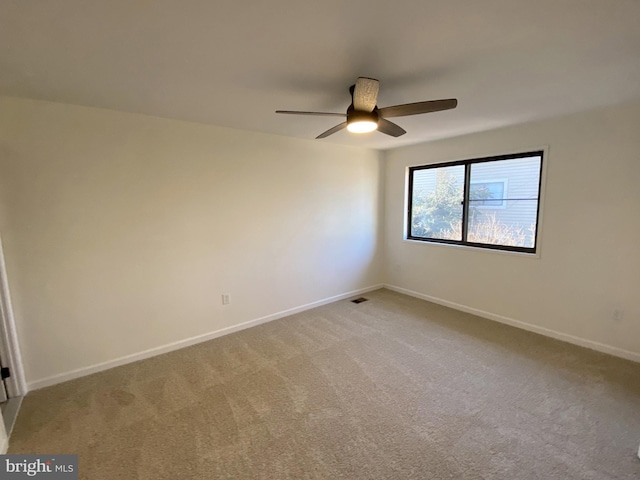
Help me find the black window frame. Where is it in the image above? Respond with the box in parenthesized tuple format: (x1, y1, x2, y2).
(407, 150, 544, 254)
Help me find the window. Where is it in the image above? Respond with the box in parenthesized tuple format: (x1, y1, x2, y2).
(407, 151, 544, 253)
(470, 181, 506, 207)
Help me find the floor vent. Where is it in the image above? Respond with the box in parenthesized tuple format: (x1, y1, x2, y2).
(351, 297, 369, 304)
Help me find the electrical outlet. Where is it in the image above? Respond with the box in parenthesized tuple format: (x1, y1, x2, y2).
(222, 294, 230, 305)
(612, 308, 624, 321)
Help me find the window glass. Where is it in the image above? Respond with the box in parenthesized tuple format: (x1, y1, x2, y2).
(468, 157, 541, 249)
(411, 165, 464, 241)
(470, 181, 505, 207)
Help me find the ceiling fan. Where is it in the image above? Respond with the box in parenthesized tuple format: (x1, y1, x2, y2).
(276, 77, 457, 139)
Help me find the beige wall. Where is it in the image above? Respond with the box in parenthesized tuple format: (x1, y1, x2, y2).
(0, 97, 384, 387)
(384, 102, 640, 359)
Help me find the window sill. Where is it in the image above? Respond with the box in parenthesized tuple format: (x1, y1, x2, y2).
(402, 237, 542, 259)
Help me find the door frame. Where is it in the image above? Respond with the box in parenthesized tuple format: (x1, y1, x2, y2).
(0, 235, 26, 398)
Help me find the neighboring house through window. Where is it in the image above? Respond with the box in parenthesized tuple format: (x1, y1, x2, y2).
(470, 180, 507, 208)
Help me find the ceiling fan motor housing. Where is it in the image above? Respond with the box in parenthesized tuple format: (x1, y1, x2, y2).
(347, 105, 379, 126)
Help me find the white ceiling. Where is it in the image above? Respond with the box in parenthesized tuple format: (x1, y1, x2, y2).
(1, 0, 639, 150)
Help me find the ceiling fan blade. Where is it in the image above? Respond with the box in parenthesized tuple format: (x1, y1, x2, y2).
(353, 77, 379, 112)
(316, 122, 347, 139)
(377, 118, 406, 137)
(276, 110, 346, 117)
(378, 99, 458, 118)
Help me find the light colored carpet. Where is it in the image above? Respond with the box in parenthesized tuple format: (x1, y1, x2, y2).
(9, 288, 640, 479)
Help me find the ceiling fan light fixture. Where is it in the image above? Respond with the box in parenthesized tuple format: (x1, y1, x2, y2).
(346, 110, 378, 134)
(347, 120, 378, 133)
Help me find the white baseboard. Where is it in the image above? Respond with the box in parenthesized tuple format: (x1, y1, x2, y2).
(28, 284, 384, 391)
(384, 284, 640, 364)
